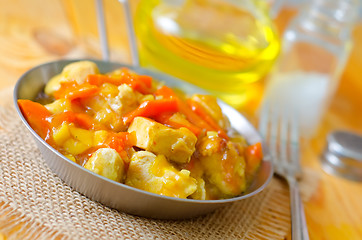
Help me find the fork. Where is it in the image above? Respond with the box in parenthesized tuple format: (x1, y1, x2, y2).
(259, 100, 310, 240)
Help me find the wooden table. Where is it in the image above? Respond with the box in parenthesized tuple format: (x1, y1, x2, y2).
(0, 1, 361, 239)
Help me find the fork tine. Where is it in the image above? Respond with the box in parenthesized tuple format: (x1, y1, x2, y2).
(290, 110, 302, 178)
(259, 98, 280, 173)
(259, 92, 309, 239)
(259, 101, 278, 172)
(259, 100, 269, 141)
(269, 99, 281, 173)
(279, 106, 289, 175)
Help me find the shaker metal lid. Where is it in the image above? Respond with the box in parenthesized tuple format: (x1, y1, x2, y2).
(321, 130, 362, 182)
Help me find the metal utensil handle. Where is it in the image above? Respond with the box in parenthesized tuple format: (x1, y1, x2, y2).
(119, 0, 140, 66)
(96, 0, 140, 66)
(288, 177, 310, 240)
(95, 0, 110, 61)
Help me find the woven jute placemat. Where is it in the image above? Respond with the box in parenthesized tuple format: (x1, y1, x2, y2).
(0, 87, 291, 240)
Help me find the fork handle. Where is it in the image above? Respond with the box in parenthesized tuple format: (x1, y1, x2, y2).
(288, 177, 310, 240)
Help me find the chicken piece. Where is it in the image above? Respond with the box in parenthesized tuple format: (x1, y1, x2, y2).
(60, 60, 99, 84)
(190, 94, 230, 130)
(94, 107, 126, 132)
(86, 84, 141, 132)
(80, 93, 127, 131)
(197, 135, 247, 198)
(99, 82, 119, 98)
(125, 151, 197, 198)
(127, 117, 197, 163)
(108, 84, 141, 116)
(44, 74, 63, 96)
(44, 61, 99, 96)
(84, 148, 125, 182)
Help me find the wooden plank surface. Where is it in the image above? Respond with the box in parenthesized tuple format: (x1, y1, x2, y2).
(0, 1, 361, 239)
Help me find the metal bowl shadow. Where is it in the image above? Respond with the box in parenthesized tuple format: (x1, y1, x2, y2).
(13, 59, 273, 219)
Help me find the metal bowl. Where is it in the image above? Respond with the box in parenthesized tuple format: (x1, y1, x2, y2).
(14, 59, 273, 219)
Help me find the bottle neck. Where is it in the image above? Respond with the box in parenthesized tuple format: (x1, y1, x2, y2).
(293, 0, 359, 42)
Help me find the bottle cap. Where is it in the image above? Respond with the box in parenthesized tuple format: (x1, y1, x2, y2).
(321, 130, 362, 181)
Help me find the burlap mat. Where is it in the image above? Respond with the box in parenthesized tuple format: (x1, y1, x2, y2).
(0, 87, 291, 240)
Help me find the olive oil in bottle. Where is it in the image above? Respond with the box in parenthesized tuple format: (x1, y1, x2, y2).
(134, 0, 280, 109)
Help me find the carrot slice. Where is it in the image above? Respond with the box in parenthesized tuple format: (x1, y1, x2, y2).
(187, 99, 228, 139)
(50, 111, 102, 130)
(123, 99, 179, 124)
(137, 75, 152, 88)
(73, 113, 98, 130)
(103, 132, 134, 159)
(87, 74, 119, 86)
(18, 99, 51, 139)
(245, 142, 263, 175)
(155, 86, 219, 136)
(87, 69, 153, 94)
(154, 112, 202, 136)
(53, 81, 100, 100)
(154, 85, 175, 99)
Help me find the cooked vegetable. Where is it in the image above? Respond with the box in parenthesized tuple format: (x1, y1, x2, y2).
(87, 69, 153, 94)
(18, 99, 51, 140)
(155, 112, 202, 136)
(187, 98, 228, 139)
(245, 142, 263, 182)
(123, 99, 179, 124)
(18, 61, 263, 200)
(190, 94, 230, 130)
(53, 81, 100, 100)
(155, 86, 216, 133)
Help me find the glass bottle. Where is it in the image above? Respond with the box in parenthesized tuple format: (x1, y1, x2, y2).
(134, 0, 281, 110)
(262, 0, 360, 137)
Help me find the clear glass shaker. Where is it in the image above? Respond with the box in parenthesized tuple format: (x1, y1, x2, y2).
(263, 0, 360, 137)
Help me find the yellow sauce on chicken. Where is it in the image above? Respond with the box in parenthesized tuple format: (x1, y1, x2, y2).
(18, 61, 263, 200)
